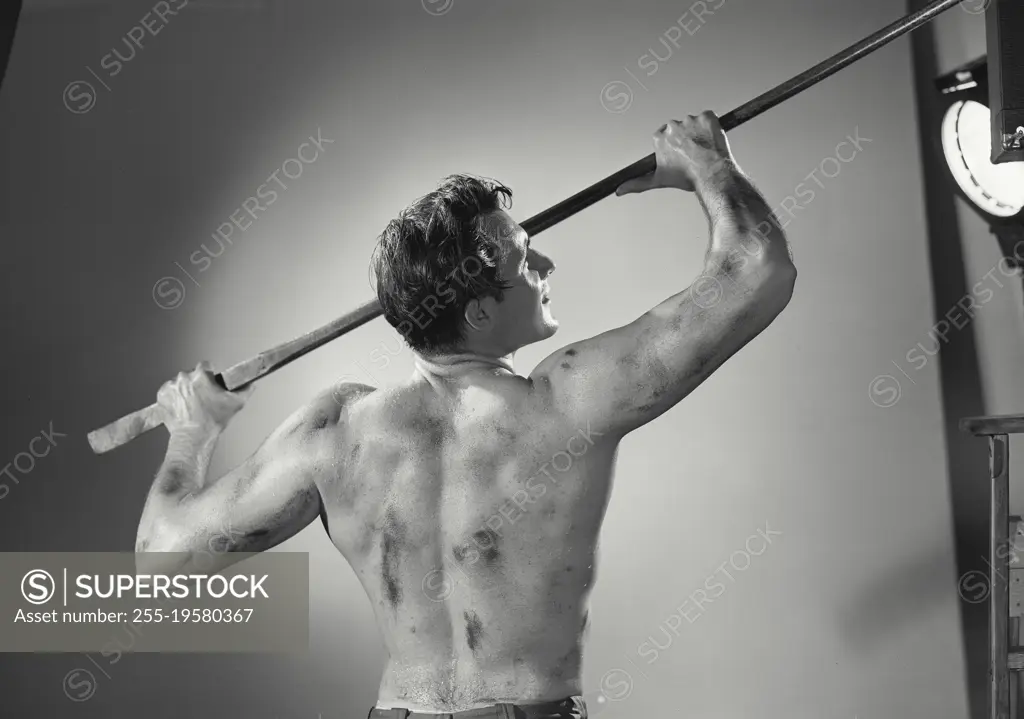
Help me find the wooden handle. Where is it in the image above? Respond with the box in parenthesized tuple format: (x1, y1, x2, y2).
(88, 298, 383, 454)
(87, 402, 165, 454)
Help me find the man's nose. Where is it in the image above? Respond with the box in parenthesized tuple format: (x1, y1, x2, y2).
(531, 249, 555, 278)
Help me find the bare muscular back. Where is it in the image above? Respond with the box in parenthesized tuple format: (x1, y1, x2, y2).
(317, 373, 615, 712)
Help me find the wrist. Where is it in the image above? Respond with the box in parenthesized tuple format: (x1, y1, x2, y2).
(693, 156, 740, 191)
(166, 424, 220, 464)
(167, 419, 223, 439)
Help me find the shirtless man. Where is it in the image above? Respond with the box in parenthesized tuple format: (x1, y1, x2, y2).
(135, 112, 796, 718)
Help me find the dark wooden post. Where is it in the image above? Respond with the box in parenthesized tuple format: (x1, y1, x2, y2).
(962, 415, 1024, 719)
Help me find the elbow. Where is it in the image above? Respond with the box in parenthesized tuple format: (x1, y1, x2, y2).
(135, 517, 189, 573)
(771, 260, 797, 305)
(134, 538, 191, 577)
(704, 249, 796, 317)
(135, 531, 179, 555)
(745, 259, 796, 316)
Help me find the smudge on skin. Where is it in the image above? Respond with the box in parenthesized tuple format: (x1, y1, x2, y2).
(472, 527, 498, 548)
(715, 253, 739, 277)
(495, 424, 517, 443)
(219, 481, 318, 552)
(381, 506, 407, 609)
(453, 544, 476, 564)
(453, 526, 501, 568)
(311, 409, 330, 431)
(160, 465, 189, 495)
(558, 348, 578, 371)
(645, 354, 672, 397)
(688, 351, 716, 380)
(464, 610, 484, 652)
(732, 310, 753, 332)
(551, 644, 579, 680)
(669, 309, 687, 331)
(471, 528, 501, 565)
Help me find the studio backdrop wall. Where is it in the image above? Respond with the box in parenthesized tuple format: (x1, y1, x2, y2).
(0, 1, 974, 717)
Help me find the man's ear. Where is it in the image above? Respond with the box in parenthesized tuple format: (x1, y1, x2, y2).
(464, 297, 494, 332)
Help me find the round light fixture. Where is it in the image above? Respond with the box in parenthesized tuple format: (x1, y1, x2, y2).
(941, 99, 1024, 220)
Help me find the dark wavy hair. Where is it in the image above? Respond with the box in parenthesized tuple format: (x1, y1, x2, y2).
(371, 174, 515, 353)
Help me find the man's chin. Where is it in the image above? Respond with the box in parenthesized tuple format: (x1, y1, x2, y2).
(517, 321, 559, 349)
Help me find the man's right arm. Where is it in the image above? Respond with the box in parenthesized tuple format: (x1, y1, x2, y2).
(531, 113, 796, 439)
(135, 367, 360, 575)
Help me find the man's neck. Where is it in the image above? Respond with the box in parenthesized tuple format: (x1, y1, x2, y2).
(413, 350, 515, 381)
